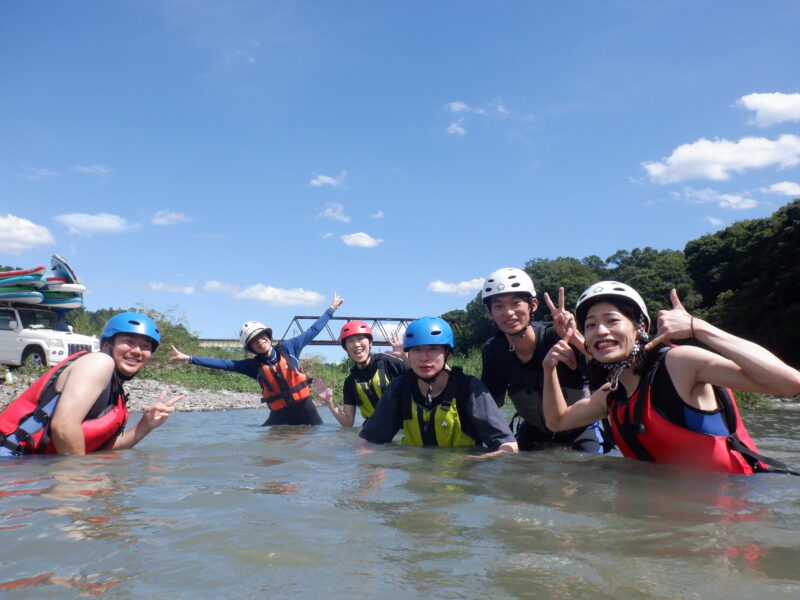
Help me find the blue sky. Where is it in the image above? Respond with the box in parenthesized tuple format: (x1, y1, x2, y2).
(2, 1, 799, 361)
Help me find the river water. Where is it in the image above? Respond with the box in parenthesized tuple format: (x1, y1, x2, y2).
(1, 405, 799, 599)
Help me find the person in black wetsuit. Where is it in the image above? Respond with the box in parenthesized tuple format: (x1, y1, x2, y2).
(316, 320, 409, 427)
(479, 267, 611, 453)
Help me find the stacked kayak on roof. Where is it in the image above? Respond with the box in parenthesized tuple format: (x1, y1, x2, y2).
(0, 256, 85, 308)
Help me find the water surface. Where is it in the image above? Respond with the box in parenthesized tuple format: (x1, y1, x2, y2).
(1, 406, 799, 599)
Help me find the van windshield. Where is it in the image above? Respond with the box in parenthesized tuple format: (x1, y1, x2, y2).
(18, 309, 59, 330)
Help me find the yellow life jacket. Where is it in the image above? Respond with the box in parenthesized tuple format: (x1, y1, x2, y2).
(401, 368, 477, 447)
(353, 360, 388, 419)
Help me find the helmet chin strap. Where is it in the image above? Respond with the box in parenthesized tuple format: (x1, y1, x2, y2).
(416, 358, 450, 405)
(507, 322, 531, 351)
(418, 372, 440, 405)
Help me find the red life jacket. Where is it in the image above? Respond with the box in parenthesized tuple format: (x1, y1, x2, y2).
(256, 346, 311, 412)
(607, 347, 767, 475)
(608, 348, 772, 475)
(0, 352, 129, 456)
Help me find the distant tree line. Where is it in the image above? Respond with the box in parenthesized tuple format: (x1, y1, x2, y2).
(443, 199, 800, 367)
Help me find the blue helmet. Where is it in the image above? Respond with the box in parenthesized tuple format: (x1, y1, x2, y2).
(101, 312, 161, 351)
(403, 317, 454, 352)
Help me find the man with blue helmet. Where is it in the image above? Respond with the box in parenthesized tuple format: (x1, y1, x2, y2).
(359, 317, 518, 455)
(0, 312, 184, 457)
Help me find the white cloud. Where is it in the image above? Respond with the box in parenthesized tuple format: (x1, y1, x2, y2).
(704, 216, 725, 227)
(371, 210, 384, 219)
(151, 210, 193, 225)
(17, 167, 60, 180)
(761, 181, 800, 196)
(203, 280, 325, 307)
(446, 122, 466, 136)
(198, 232, 224, 239)
(72, 164, 112, 176)
(54, 212, 138, 236)
(203, 280, 239, 294)
(643, 134, 800, 184)
(738, 92, 800, 127)
(682, 187, 758, 210)
(0, 214, 55, 254)
(233, 284, 325, 307)
(309, 171, 346, 187)
(149, 282, 195, 295)
(445, 101, 470, 113)
(321, 232, 333, 238)
(341, 232, 383, 248)
(427, 278, 484, 296)
(317, 202, 351, 223)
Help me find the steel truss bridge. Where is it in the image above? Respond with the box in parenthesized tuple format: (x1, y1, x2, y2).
(198, 315, 419, 350)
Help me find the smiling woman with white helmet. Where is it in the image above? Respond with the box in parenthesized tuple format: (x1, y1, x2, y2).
(170, 292, 344, 426)
(542, 281, 800, 474)
(479, 267, 611, 454)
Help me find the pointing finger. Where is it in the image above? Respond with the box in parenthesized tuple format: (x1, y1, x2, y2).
(644, 332, 667, 351)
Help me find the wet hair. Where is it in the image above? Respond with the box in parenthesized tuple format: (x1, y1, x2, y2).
(583, 297, 659, 392)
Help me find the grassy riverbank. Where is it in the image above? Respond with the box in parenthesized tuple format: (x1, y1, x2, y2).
(139, 346, 484, 405)
(2, 347, 789, 410)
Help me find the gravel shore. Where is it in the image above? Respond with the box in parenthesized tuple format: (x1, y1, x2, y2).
(0, 376, 269, 413)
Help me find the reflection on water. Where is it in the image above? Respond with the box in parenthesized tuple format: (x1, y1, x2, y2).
(1, 407, 799, 599)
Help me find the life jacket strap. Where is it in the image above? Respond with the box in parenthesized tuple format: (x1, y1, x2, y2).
(0, 433, 23, 454)
(726, 432, 800, 476)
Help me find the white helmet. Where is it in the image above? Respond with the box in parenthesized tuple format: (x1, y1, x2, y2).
(481, 268, 536, 302)
(575, 281, 650, 332)
(239, 321, 272, 352)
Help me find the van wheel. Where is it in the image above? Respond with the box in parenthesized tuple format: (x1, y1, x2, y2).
(21, 347, 46, 368)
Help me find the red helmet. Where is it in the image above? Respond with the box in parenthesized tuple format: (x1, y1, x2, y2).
(339, 320, 373, 348)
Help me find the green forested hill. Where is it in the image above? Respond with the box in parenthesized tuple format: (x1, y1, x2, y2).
(445, 199, 800, 366)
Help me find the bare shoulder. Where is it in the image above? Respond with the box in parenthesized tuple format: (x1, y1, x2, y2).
(60, 352, 115, 382)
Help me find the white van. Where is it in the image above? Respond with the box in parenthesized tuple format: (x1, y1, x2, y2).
(0, 304, 100, 367)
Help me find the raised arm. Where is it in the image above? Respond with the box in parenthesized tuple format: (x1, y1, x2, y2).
(646, 289, 800, 398)
(284, 292, 345, 357)
(109, 386, 185, 450)
(313, 378, 356, 427)
(543, 286, 587, 362)
(542, 339, 609, 432)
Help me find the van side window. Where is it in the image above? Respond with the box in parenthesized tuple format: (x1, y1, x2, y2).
(0, 310, 15, 331)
